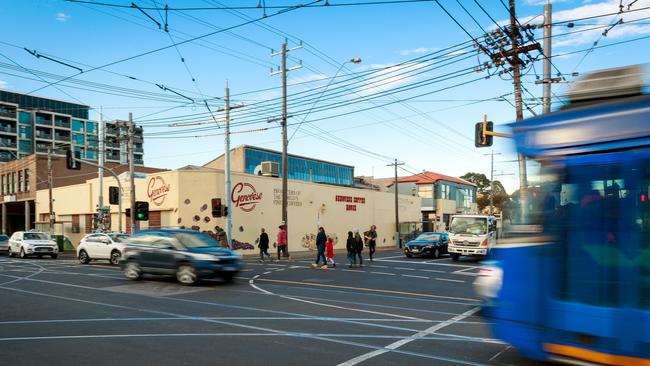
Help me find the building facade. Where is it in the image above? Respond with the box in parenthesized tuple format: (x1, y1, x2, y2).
(0, 90, 144, 165)
(204, 145, 355, 186)
(0, 154, 163, 235)
(388, 171, 478, 230)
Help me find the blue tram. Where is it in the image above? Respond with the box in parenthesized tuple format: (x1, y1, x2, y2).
(477, 67, 650, 365)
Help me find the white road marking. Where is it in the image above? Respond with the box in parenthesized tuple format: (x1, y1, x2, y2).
(418, 269, 446, 274)
(435, 278, 466, 283)
(375, 259, 476, 268)
(370, 272, 396, 276)
(401, 274, 429, 279)
(395, 267, 415, 271)
(342, 269, 365, 273)
(336, 307, 482, 366)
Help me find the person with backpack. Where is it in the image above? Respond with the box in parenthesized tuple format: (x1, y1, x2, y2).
(312, 227, 328, 269)
(353, 228, 364, 267)
(258, 228, 271, 262)
(364, 225, 378, 262)
(346, 231, 356, 267)
(325, 235, 335, 268)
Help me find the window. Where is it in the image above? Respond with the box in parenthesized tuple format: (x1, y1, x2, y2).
(11, 172, 16, 194)
(417, 185, 433, 198)
(1, 174, 4, 195)
(17, 170, 22, 193)
(18, 111, 31, 124)
(24, 169, 30, 192)
(72, 119, 85, 132)
(440, 184, 450, 200)
(72, 133, 85, 145)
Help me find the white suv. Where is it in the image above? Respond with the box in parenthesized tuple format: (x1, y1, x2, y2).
(77, 232, 130, 265)
(8, 231, 58, 259)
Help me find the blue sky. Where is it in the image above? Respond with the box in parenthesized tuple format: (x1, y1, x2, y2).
(1, 0, 649, 193)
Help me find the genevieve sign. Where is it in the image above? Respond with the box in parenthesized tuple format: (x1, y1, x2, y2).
(147, 176, 171, 206)
(231, 182, 263, 212)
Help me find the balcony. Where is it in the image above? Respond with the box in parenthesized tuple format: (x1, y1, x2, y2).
(0, 139, 17, 149)
(134, 145, 144, 153)
(0, 152, 15, 163)
(54, 117, 71, 129)
(35, 114, 52, 126)
(0, 108, 16, 120)
(0, 124, 17, 135)
(54, 130, 71, 142)
(35, 129, 52, 140)
(35, 143, 51, 154)
(106, 153, 120, 161)
(134, 157, 144, 165)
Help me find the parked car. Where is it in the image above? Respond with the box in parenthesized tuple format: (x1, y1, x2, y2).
(120, 229, 242, 285)
(77, 232, 130, 265)
(403, 232, 449, 259)
(0, 234, 9, 254)
(8, 231, 58, 259)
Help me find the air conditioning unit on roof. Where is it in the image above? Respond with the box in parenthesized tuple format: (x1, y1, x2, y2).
(261, 161, 279, 177)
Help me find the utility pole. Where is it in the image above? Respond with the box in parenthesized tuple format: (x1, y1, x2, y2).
(388, 159, 405, 248)
(484, 151, 502, 215)
(224, 81, 232, 248)
(128, 113, 136, 235)
(98, 108, 104, 230)
(508, 0, 530, 213)
(47, 146, 54, 234)
(271, 40, 302, 242)
(542, 0, 552, 114)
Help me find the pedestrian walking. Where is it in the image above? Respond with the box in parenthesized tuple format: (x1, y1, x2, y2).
(346, 231, 356, 267)
(325, 235, 335, 267)
(364, 225, 378, 262)
(353, 228, 364, 267)
(312, 227, 328, 269)
(258, 228, 271, 262)
(276, 224, 290, 261)
(217, 226, 228, 248)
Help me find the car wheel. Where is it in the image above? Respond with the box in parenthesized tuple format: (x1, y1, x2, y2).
(109, 250, 121, 265)
(176, 264, 197, 285)
(7, 246, 13, 257)
(220, 272, 235, 283)
(19, 248, 27, 259)
(433, 248, 440, 259)
(452, 253, 460, 262)
(78, 250, 90, 264)
(50, 254, 58, 259)
(124, 261, 142, 280)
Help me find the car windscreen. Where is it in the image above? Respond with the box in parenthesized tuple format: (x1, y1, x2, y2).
(174, 232, 219, 248)
(109, 234, 130, 243)
(23, 233, 50, 240)
(450, 218, 487, 235)
(415, 233, 441, 241)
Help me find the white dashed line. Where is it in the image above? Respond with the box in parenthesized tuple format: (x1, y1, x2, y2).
(370, 272, 396, 276)
(395, 267, 416, 271)
(435, 278, 466, 283)
(401, 274, 429, 279)
(342, 269, 365, 273)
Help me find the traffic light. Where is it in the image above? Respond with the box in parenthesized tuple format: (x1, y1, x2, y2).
(212, 198, 222, 218)
(134, 201, 149, 221)
(223, 206, 228, 217)
(109, 186, 120, 205)
(66, 150, 81, 170)
(474, 121, 494, 147)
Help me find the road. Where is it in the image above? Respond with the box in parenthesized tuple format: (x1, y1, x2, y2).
(0, 249, 549, 366)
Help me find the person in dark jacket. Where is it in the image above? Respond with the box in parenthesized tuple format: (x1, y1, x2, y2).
(258, 228, 270, 262)
(312, 227, 328, 268)
(353, 228, 364, 267)
(346, 231, 356, 267)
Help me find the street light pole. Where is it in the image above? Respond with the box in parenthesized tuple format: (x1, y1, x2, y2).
(224, 81, 232, 248)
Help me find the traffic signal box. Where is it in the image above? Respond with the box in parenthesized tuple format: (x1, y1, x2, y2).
(475, 121, 494, 147)
(66, 150, 81, 170)
(134, 201, 149, 221)
(109, 186, 120, 205)
(211, 198, 229, 218)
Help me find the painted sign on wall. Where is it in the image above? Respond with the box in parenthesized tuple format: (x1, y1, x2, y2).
(147, 176, 170, 206)
(231, 182, 263, 212)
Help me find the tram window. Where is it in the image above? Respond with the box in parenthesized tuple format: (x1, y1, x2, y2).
(559, 163, 622, 307)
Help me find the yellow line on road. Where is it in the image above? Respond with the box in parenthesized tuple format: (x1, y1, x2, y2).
(255, 278, 480, 302)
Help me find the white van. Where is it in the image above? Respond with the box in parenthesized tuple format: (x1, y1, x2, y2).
(447, 214, 497, 261)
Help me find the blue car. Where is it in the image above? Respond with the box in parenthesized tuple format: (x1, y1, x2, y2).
(404, 232, 449, 259)
(120, 230, 242, 285)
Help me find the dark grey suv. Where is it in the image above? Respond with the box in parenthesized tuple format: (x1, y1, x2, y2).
(119, 230, 242, 285)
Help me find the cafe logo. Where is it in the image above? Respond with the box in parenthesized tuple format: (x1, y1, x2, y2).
(147, 176, 170, 206)
(231, 182, 263, 212)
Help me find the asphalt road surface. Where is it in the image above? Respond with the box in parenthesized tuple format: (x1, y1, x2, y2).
(0, 249, 550, 366)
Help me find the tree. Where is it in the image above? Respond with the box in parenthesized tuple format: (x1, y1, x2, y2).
(460, 172, 490, 195)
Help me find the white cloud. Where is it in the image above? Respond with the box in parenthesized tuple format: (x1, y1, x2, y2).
(399, 47, 436, 56)
(0, 80, 7, 89)
(55, 12, 71, 22)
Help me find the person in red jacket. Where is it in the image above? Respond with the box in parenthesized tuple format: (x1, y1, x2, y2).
(325, 235, 335, 268)
(275, 224, 290, 261)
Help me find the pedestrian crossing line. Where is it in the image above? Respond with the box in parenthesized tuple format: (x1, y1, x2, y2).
(342, 269, 365, 273)
(401, 274, 429, 279)
(435, 278, 466, 283)
(370, 272, 396, 276)
(254, 278, 480, 303)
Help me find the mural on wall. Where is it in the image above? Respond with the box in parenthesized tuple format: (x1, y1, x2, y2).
(301, 232, 339, 251)
(178, 198, 255, 250)
(147, 176, 171, 206)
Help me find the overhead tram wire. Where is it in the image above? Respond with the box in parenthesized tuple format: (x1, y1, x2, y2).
(27, 0, 323, 95)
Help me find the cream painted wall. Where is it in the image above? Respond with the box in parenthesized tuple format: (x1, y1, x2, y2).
(37, 168, 421, 254)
